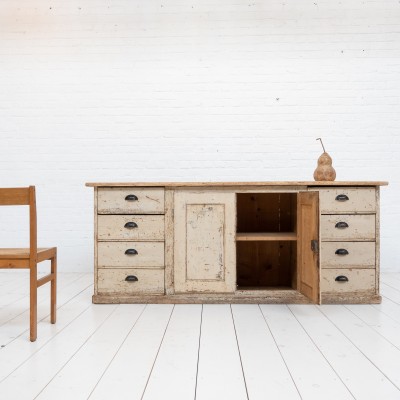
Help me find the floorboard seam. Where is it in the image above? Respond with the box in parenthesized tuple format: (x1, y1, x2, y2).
(87, 304, 148, 400)
(288, 305, 357, 400)
(140, 305, 175, 400)
(258, 305, 303, 400)
(318, 306, 400, 393)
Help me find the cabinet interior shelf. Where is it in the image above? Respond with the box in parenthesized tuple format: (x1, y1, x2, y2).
(236, 232, 297, 241)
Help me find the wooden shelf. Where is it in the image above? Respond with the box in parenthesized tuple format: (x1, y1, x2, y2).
(236, 232, 297, 241)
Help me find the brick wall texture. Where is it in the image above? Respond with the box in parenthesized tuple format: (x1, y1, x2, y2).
(0, 0, 399, 271)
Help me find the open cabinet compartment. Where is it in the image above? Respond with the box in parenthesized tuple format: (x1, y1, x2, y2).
(236, 241, 297, 289)
(236, 193, 298, 290)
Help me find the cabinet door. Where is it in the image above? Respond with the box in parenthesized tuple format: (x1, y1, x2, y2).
(174, 191, 236, 293)
(297, 191, 320, 304)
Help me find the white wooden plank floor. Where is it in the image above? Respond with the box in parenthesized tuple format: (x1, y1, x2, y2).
(1, 272, 400, 400)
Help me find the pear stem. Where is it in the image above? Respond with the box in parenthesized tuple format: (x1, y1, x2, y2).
(316, 138, 326, 153)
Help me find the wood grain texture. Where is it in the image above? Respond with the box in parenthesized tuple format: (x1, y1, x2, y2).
(97, 215, 165, 241)
(86, 181, 389, 187)
(97, 187, 165, 214)
(321, 294, 381, 304)
(297, 191, 320, 304)
(0, 186, 57, 342)
(0, 187, 30, 205)
(236, 241, 296, 288)
(236, 232, 297, 241)
(92, 290, 312, 304)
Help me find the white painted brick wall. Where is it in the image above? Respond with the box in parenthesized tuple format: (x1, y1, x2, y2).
(0, 0, 399, 272)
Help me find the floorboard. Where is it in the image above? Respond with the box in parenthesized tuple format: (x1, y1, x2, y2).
(142, 305, 202, 400)
(260, 304, 354, 400)
(233, 304, 300, 399)
(196, 304, 248, 400)
(290, 304, 400, 400)
(0, 302, 117, 400)
(88, 304, 174, 400)
(0, 272, 400, 400)
(320, 304, 400, 390)
(36, 304, 145, 400)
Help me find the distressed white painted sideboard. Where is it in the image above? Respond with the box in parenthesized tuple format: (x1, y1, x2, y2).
(86, 182, 388, 304)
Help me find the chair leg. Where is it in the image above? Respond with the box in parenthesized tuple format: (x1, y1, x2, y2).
(51, 253, 57, 324)
(30, 263, 38, 342)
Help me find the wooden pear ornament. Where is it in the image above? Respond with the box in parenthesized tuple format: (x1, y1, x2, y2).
(313, 138, 336, 181)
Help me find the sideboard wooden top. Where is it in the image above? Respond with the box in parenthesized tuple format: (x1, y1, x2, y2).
(86, 181, 388, 187)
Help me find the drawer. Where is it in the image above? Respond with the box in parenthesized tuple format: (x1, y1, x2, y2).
(318, 188, 376, 214)
(320, 242, 375, 269)
(320, 214, 375, 241)
(98, 268, 164, 295)
(98, 187, 164, 214)
(98, 215, 164, 241)
(98, 242, 164, 268)
(321, 269, 375, 294)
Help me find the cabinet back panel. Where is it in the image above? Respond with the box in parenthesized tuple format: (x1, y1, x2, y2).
(236, 241, 296, 288)
(237, 193, 297, 233)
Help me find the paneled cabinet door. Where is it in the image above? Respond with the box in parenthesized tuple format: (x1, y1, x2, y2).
(174, 191, 236, 293)
(297, 191, 320, 304)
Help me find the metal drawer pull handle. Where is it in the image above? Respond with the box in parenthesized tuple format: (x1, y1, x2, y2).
(125, 275, 138, 282)
(335, 194, 349, 202)
(124, 222, 138, 229)
(125, 194, 138, 201)
(335, 221, 349, 229)
(125, 249, 138, 255)
(335, 248, 349, 255)
(335, 275, 349, 282)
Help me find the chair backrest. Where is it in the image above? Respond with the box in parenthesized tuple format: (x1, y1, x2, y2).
(0, 186, 37, 261)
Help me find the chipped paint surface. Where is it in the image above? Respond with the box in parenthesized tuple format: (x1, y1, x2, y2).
(186, 204, 225, 281)
(174, 190, 236, 293)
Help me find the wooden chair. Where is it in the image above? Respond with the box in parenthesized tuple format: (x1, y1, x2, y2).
(0, 186, 57, 342)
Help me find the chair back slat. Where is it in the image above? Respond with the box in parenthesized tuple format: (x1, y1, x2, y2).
(0, 188, 30, 205)
(0, 186, 37, 260)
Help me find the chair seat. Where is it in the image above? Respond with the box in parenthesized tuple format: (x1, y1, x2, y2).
(0, 247, 57, 262)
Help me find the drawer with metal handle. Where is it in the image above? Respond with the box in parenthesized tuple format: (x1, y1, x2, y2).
(320, 242, 375, 268)
(317, 188, 376, 214)
(98, 242, 165, 267)
(97, 268, 164, 295)
(320, 214, 375, 241)
(98, 215, 165, 240)
(98, 187, 165, 214)
(321, 268, 375, 294)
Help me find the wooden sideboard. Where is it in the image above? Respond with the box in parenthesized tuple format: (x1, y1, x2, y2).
(86, 181, 388, 304)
